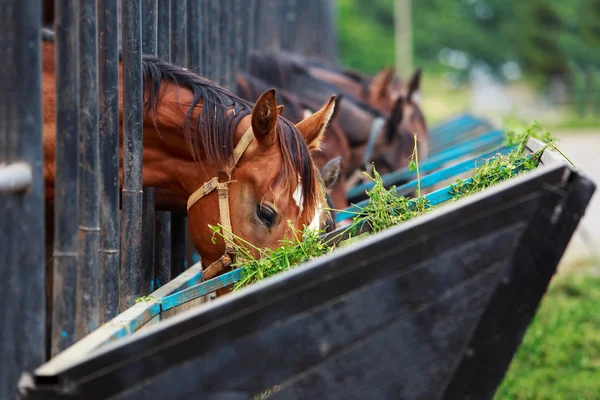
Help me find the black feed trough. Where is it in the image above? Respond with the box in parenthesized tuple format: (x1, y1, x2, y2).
(18, 140, 596, 399)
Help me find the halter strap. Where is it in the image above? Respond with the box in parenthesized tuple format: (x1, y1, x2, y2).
(187, 126, 254, 211)
(362, 116, 386, 171)
(186, 125, 255, 281)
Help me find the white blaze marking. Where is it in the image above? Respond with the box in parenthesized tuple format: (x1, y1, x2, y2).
(303, 108, 313, 119)
(293, 175, 324, 233)
(293, 183, 304, 213)
(307, 206, 323, 232)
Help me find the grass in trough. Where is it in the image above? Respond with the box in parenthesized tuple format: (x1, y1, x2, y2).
(449, 121, 567, 199)
(209, 222, 331, 290)
(209, 122, 561, 290)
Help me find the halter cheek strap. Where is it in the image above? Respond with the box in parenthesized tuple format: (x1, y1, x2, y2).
(187, 126, 255, 280)
(362, 116, 387, 174)
(363, 117, 386, 172)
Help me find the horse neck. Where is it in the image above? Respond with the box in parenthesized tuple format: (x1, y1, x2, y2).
(336, 100, 380, 146)
(308, 67, 366, 101)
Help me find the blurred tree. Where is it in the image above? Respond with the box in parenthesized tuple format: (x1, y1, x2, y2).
(337, 0, 600, 83)
(518, 1, 570, 83)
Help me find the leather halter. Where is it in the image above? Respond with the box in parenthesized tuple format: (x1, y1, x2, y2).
(186, 126, 255, 280)
(362, 116, 386, 173)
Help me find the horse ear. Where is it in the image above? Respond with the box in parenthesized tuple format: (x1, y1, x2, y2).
(295, 95, 337, 151)
(407, 68, 422, 104)
(370, 67, 395, 100)
(387, 96, 405, 142)
(321, 156, 342, 189)
(251, 89, 279, 147)
(277, 104, 284, 115)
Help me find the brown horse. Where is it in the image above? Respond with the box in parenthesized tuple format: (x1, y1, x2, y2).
(262, 51, 429, 163)
(43, 39, 338, 268)
(248, 51, 414, 179)
(237, 72, 351, 214)
(42, 39, 337, 347)
(313, 66, 429, 161)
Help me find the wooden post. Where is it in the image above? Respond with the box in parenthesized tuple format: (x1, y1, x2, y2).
(77, 0, 101, 340)
(120, 0, 144, 311)
(0, 0, 45, 394)
(169, 0, 188, 280)
(98, 0, 121, 324)
(52, 0, 80, 357)
(141, 0, 157, 296)
(394, 0, 412, 78)
(155, 0, 173, 289)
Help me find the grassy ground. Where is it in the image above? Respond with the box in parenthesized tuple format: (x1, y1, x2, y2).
(417, 71, 600, 131)
(494, 262, 600, 400)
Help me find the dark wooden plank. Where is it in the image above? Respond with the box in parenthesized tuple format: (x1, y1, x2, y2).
(232, 0, 247, 74)
(141, 0, 157, 56)
(155, 0, 172, 289)
(185, 0, 201, 74)
(141, 0, 158, 296)
(169, 0, 186, 67)
(170, 214, 188, 278)
(252, 0, 279, 52)
(141, 187, 156, 294)
(153, 213, 171, 289)
(0, 0, 45, 396)
(51, 0, 80, 357)
(98, 0, 121, 324)
(120, 0, 144, 311)
(441, 172, 597, 399)
(204, 0, 221, 80)
(77, 0, 101, 340)
(167, 0, 188, 279)
(239, 0, 256, 72)
(156, 0, 170, 61)
(220, 0, 232, 88)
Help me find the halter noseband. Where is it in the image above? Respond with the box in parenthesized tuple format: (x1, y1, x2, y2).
(187, 126, 255, 280)
(362, 116, 386, 174)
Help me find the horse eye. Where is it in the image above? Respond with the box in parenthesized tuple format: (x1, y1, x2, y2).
(256, 204, 277, 228)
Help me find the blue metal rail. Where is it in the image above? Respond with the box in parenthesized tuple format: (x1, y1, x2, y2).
(347, 129, 506, 200)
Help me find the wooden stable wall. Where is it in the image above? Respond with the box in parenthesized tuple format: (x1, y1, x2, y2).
(1, 0, 337, 397)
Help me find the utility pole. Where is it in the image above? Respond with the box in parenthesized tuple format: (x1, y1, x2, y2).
(394, 0, 412, 78)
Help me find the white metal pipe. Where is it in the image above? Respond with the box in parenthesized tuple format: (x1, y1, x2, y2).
(0, 162, 32, 193)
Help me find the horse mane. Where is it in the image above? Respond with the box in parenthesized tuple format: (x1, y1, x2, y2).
(248, 50, 386, 119)
(269, 50, 373, 99)
(237, 72, 306, 123)
(141, 55, 323, 217)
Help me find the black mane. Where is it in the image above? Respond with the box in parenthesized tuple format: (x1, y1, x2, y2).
(248, 50, 386, 119)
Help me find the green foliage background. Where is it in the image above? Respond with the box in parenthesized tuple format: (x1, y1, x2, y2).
(337, 0, 600, 82)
